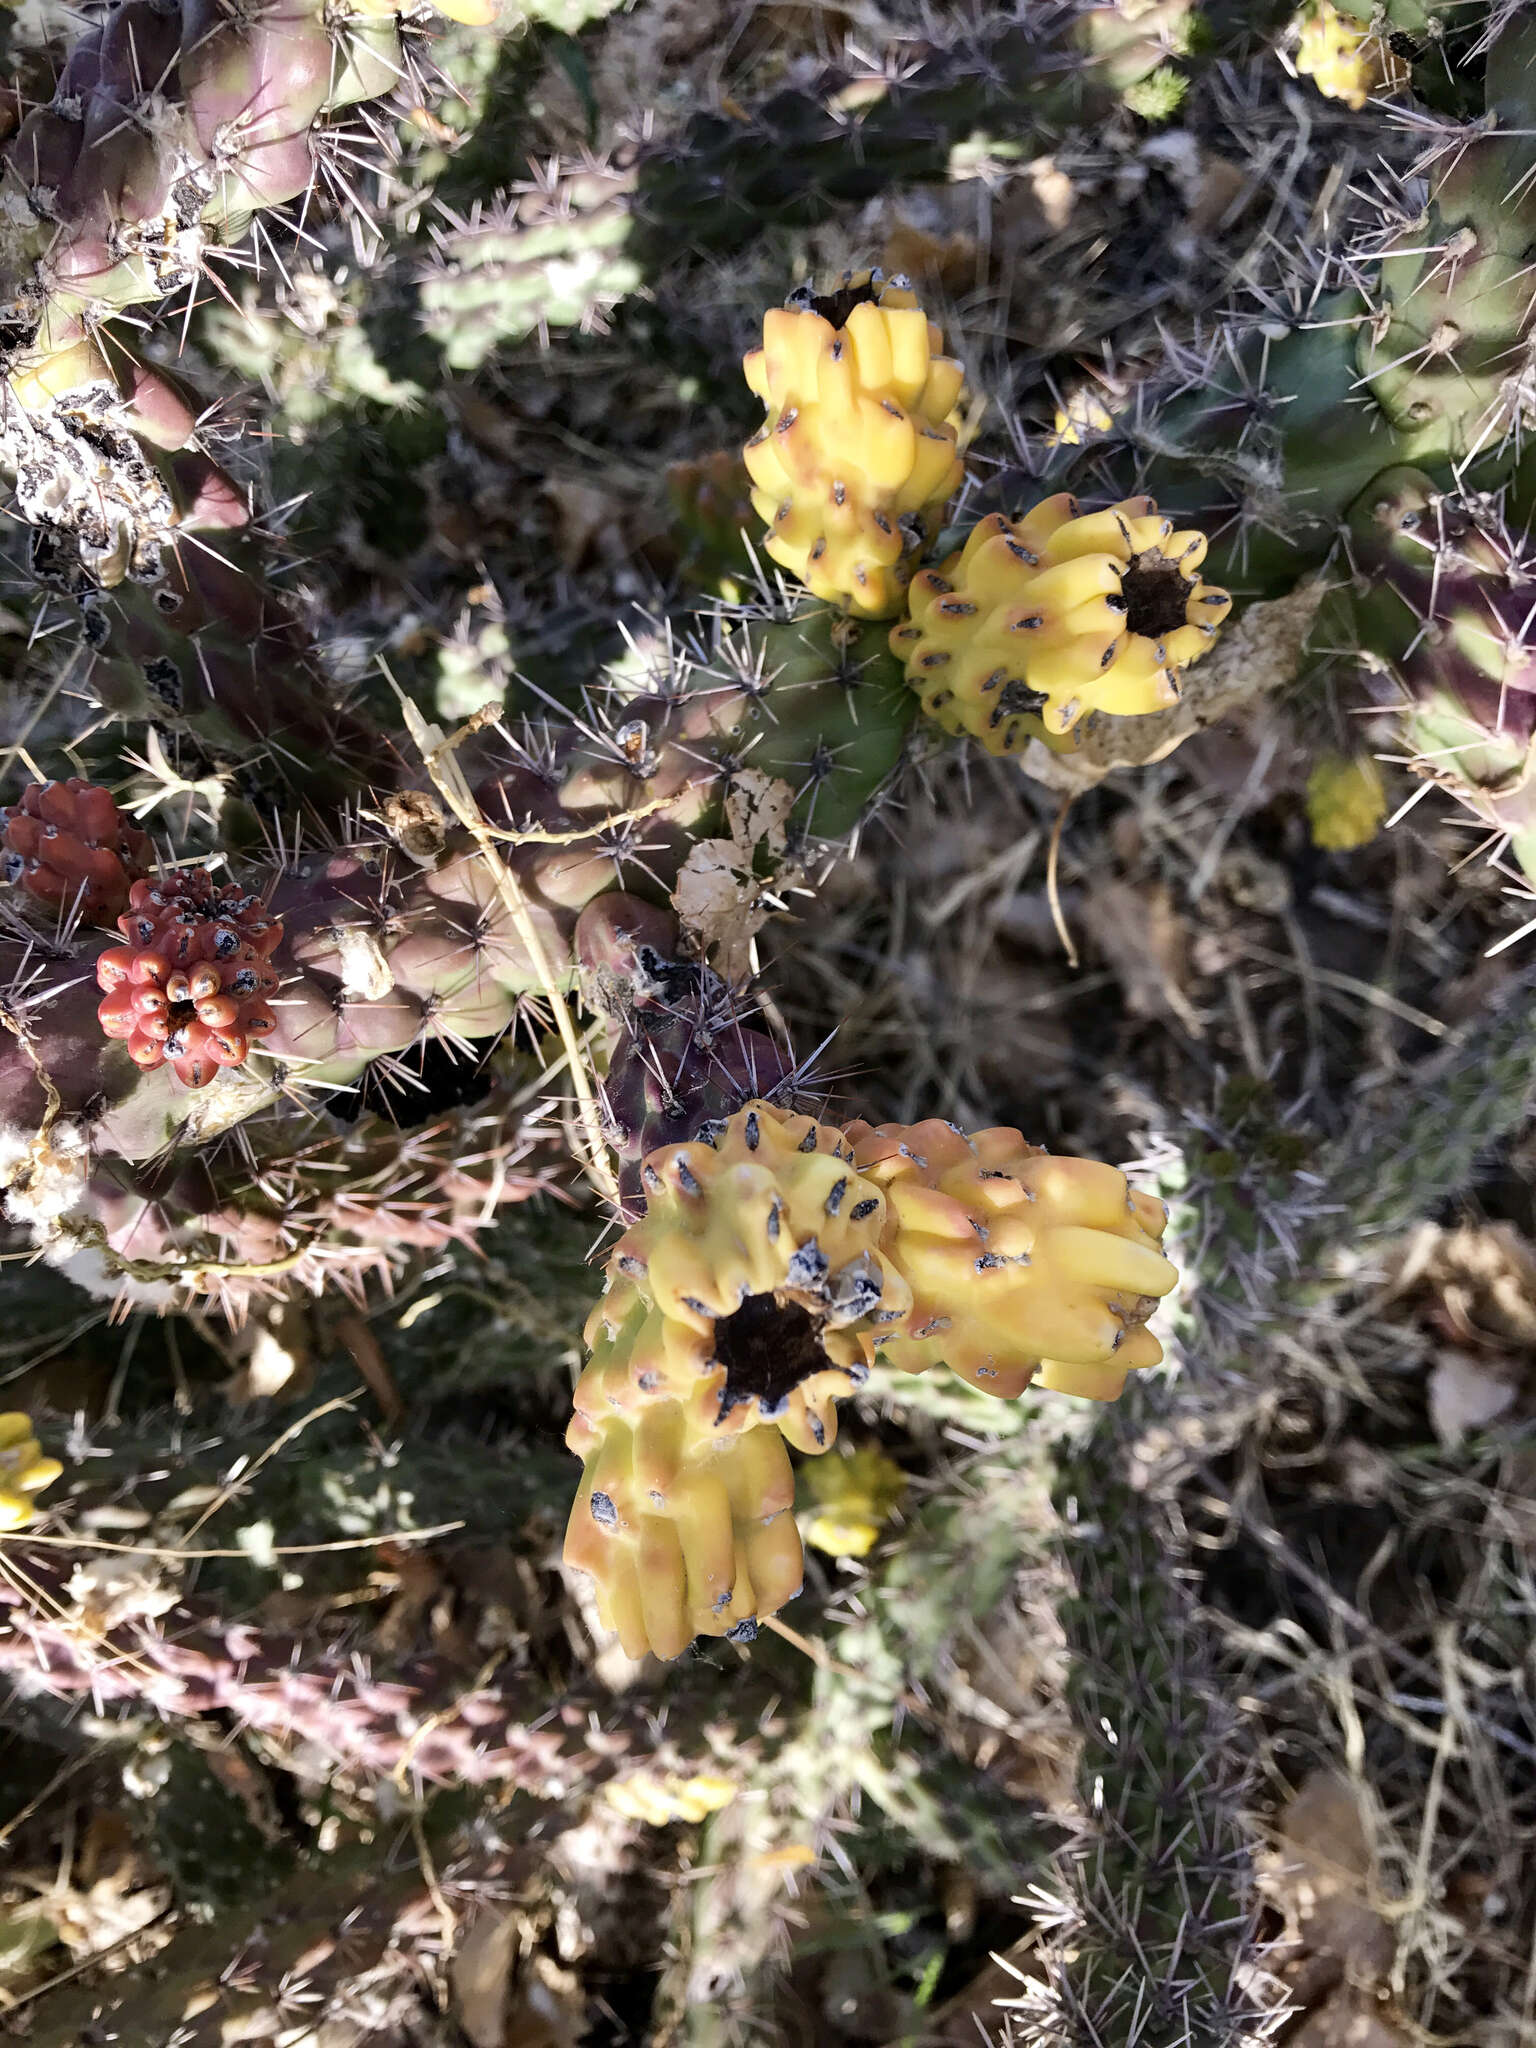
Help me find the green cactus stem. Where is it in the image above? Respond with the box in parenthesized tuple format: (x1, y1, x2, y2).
(1008, 1396, 1271, 2047)
(1011, 9, 1536, 628)
(419, 154, 641, 370)
(630, 3, 1261, 264)
(74, 539, 404, 824)
(1354, 126, 1536, 462)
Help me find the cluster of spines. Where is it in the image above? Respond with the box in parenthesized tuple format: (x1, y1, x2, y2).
(998, 1409, 1272, 2046)
(0, 572, 924, 1164)
(0, 1529, 761, 1787)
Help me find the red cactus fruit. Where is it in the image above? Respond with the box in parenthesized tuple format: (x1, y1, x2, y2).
(95, 870, 284, 1088)
(1, 779, 151, 923)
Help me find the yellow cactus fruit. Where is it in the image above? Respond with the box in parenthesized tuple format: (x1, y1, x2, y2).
(802, 1445, 907, 1559)
(844, 1120, 1177, 1404)
(564, 1399, 806, 1658)
(605, 1770, 737, 1826)
(1306, 751, 1387, 851)
(1294, 1, 1406, 109)
(1045, 387, 1117, 450)
(574, 1101, 914, 1459)
(741, 269, 966, 619)
(0, 1413, 63, 1532)
(564, 1102, 916, 1659)
(890, 493, 1232, 752)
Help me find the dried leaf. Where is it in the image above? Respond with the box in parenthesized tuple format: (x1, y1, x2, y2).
(673, 839, 765, 984)
(1258, 1769, 1394, 2008)
(1080, 878, 1202, 1036)
(1419, 1222, 1536, 1349)
(673, 770, 798, 981)
(370, 1541, 451, 1655)
(335, 1310, 406, 1427)
(723, 769, 793, 862)
(1427, 1348, 1518, 1451)
(452, 1906, 519, 2048)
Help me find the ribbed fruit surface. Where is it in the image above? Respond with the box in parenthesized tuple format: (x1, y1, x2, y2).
(891, 494, 1230, 752)
(742, 269, 964, 618)
(845, 1118, 1176, 1402)
(565, 1100, 915, 1658)
(565, 1403, 803, 1660)
(1, 779, 150, 923)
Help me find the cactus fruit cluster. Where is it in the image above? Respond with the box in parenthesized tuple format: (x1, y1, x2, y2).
(742, 270, 966, 618)
(1, 0, 1533, 2035)
(846, 1119, 1177, 1402)
(96, 867, 283, 1086)
(1, 778, 151, 923)
(565, 1101, 904, 1657)
(563, 1105, 1178, 1658)
(891, 495, 1232, 751)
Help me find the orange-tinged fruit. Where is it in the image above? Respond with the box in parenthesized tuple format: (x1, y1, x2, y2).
(845, 1118, 1176, 1402)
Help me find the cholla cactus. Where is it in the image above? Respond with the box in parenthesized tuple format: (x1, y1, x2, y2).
(742, 270, 965, 618)
(420, 155, 640, 368)
(3, 5, 1535, 2028)
(1002, 1398, 1273, 2048)
(1316, 469, 1536, 881)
